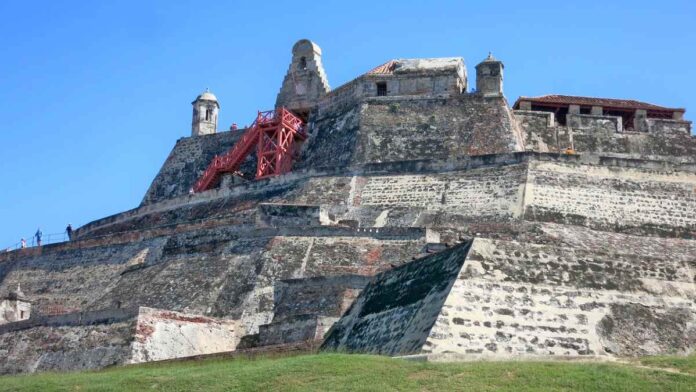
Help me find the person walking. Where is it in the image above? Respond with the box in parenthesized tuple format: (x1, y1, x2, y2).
(20, 238, 26, 249)
(66, 224, 73, 241)
(35, 228, 42, 247)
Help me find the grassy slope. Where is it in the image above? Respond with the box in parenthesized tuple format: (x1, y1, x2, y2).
(1, 354, 695, 392)
(638, 354, 696, 376)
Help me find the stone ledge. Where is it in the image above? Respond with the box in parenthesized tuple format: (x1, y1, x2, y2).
(73, 152, 696, 240)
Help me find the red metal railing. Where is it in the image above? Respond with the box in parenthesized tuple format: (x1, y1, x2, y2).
(192, 108, 305, 192)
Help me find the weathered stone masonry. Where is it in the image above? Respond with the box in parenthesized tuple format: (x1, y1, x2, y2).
(1, 39, 695, 373)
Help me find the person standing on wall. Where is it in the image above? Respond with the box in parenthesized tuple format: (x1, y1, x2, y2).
(35, 228, 42, 246)
(66, 224, 73, 241)
(20, 238, 26, 249)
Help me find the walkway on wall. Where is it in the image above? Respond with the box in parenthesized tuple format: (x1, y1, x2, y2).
(2, 229, 78, 252)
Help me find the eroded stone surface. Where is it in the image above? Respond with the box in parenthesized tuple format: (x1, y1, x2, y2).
(2, 44, 695, 373)
(324, 238, 696, 359)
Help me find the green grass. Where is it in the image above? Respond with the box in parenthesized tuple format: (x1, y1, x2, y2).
(637, 354, 696, 376)
(1, 353, 695, 392)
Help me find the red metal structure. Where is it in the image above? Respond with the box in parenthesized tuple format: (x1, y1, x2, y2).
(193, 107, 306, 192)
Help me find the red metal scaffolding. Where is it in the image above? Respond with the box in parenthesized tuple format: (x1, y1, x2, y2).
(192, 107, 306, 193)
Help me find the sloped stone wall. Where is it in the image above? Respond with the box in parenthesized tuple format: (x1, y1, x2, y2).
(0, 307, 239, 374)
(73, 153, 696, 243)
(0, 239, 168, 314)
(356, 96, 523, 163)
(525, 160, 696, 237)
(0, 225, 427, 340)
(423, 237, 696, 358)
(142, 93, 525, 207)
(141, 130, 256, 205)
(322, 242, 472, 356)
(0, 309, 138, 375)
(324, 233, 696, 359)
(255, 275, 370, 347)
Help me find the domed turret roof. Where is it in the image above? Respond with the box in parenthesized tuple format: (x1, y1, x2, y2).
(194, 89, 218, 102)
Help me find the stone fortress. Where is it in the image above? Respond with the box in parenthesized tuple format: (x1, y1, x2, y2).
(1, 39, 695, 374)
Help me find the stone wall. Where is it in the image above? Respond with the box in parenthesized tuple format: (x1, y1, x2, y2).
(423, 236, 696, 359)
(0, 224, 428, 341)
(141, 129, 256, 205)
(140, 99, 693, 211)
(324, 233, 696, 359)
(322, 242, 472, 355)
(130, 307, 237, 364)
(255, 275, 370, 347)
(356, 96, 524, 162)
(272, 275, 370, 322)
(74, 154, 534, 241)
(516, 110, 696, 159)
(0, 307, 239, 374)
(315, 57, 466, 118)
(70, 153, 696, 245)
(301, 95, 525, 172)
(256, 203, 327, 228)
(142, 93, 526, 207)
(524, 160, 696, 237)
(0, 308, 138, 375)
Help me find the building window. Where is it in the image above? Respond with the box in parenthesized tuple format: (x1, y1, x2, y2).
(20, 310, 25, 319)
(376, 82, 387, 96)
(205, 108, 210, 121)
(298, 56, 307, 70)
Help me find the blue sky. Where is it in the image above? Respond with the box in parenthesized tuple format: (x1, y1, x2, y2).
(1, 0, 694, 247)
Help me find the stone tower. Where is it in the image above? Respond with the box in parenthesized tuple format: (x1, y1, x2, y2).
(0, 284, 31, 325)
(275, 39, 330, 117)
(475, 53, 504, 97)
(191, 89, 220, 137)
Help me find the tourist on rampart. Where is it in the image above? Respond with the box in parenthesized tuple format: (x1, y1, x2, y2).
(20, 238, 26, 249)
(66, 224, 73, 241)
(35, 228, 42, 246)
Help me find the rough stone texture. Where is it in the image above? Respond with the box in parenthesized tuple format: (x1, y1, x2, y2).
(275, 39, 330, 114)
(256, 203, 327, 228)
(322, 242, 472, 355)
(422, 237, 696, 359)
(130, 307, 237, 364)
(2, 47, 696, 373)
(0, 309, 138, 375)
(524, 160, 696, 237)
(191, 91, 220, 136)
(8, 152, 690, 366)
(300, 95, 525, 172)
(517, 110, 696, 159)
(324, 236, 696, 359)
(256, 275, 369, 347)
(258, 315, 337, 347)
(141, 130, 256, 205)
(0, 226, 427, 339)
(74, 153, 696, 244)
(0, 307, 238, 374)
(475, 55, 503, 97)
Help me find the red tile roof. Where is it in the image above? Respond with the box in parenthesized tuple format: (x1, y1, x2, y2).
(366, 60, 398, 75)
(514, 95, 684, 112)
